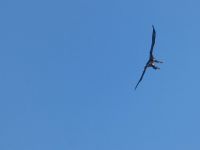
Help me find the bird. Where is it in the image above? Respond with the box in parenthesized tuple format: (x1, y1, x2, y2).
(135, 25, 163, 90)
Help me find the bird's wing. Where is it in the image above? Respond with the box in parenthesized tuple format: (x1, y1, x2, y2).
(150, 25, 156, 57)
(135, 65, 148, 90)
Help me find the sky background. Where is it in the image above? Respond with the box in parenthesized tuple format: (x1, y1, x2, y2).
(0, 0, 200, 149)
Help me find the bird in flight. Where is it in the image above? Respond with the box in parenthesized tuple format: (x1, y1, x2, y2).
(135, 25, 163, 90)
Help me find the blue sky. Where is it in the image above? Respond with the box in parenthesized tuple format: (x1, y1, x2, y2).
(1, 0, 200, 149)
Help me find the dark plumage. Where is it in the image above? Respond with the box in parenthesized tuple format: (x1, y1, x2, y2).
(135, 25, 163, 90)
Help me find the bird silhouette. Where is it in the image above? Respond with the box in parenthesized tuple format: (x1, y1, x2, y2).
(135, 25, 163, 90)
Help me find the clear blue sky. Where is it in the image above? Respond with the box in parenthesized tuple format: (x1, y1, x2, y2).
(1, 0, 200, 149)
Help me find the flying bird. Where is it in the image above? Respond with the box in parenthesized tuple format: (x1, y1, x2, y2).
(135, 25, 163, 90)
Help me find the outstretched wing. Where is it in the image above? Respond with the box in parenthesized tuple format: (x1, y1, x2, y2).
(135, 65, 148, 90)
(150, 25, 156, 57)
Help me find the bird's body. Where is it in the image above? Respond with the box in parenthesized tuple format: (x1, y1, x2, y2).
(135, 25, 163, 90)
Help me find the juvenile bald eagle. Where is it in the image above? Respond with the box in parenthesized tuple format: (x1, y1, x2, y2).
(135, 25, 163, 90)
